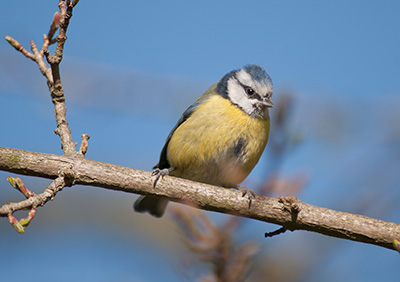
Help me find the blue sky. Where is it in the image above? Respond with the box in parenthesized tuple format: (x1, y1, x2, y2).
(1, 1, 400, 281)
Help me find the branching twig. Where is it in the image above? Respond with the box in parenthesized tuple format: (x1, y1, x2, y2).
(5, 0, 78, 156)
(2, 0, 84, 233)
(2, 174, 68, 234)
(1, 176, 67, 215)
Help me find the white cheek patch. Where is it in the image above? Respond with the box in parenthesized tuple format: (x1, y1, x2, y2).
(227, 77, 254, 116)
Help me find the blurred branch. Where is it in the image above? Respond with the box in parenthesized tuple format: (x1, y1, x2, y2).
(0, 146, 399, 251)
(265, 92, 302, 171)
(171, 206, 258, 281)
(259, 92, 306, 197)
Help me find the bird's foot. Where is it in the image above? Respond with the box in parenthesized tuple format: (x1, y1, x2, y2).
(237, 185, 256, 208)
(152, 167, 175, 188)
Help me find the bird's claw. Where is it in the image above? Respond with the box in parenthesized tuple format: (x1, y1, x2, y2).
(237, 185, 256, 208)
(152, 167, 174, 188)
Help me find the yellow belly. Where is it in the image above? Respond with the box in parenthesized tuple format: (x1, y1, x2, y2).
(167, 95, 270, 187)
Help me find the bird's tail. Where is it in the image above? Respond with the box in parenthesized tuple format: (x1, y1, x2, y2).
(133, 196, 169, 218)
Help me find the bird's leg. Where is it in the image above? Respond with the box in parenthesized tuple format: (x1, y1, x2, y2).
(236, 185, 256, 208)
(152, 167, 175, 188)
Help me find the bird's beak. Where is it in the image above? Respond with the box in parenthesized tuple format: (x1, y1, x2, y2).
(264, 98, 274, 108)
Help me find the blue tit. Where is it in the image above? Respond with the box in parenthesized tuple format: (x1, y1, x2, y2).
(134, 64, 273, 217)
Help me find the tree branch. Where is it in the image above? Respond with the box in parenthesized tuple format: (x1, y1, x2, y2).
(0, 146, 399, 251)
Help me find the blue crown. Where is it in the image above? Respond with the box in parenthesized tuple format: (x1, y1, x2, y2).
(243, 64, 272, 85)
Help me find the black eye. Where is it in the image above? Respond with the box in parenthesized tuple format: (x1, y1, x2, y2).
(245, 87, 255, 96)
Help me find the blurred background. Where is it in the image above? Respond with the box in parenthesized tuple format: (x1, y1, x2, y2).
(1, 0, 400, 281)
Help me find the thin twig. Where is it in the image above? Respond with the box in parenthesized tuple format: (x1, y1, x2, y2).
(0, 176, 67, 215)
(44, 0, 76, 156)
(30, 40, 53, 84)
(265, 227, 287, 238)
(4, 36, 35, 61)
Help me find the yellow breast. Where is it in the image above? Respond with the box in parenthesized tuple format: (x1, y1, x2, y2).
(167, 95, 270, 187)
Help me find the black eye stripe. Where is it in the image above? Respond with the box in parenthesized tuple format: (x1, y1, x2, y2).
(232, 75, 265, 101)
(252, 93, 262, 101)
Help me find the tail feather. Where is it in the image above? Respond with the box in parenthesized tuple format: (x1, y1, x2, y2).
(133, 196, 169, 218)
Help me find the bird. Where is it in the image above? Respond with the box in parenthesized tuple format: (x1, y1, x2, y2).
(134, 64, 274, 217)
